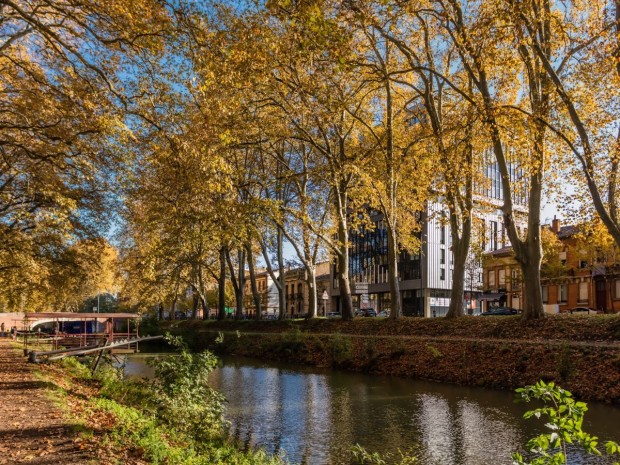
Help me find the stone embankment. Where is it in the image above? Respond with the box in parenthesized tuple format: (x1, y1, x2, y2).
(164, 315, 620, 404)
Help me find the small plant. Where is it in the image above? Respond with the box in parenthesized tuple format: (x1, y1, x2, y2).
(330, 333, 352, 364)
(512, 380, 620, 465)
(350, 444, 417, 464)
(215, 331, 225, 344)
(277, 328, 307, 357)
(556, 344, 574, 382)
(425, 344, 442, 358)
(364, 338, 376, 360)
(351, 444, 386, 465)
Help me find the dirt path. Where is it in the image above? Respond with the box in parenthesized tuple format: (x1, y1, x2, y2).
(0, 338, 94, 465)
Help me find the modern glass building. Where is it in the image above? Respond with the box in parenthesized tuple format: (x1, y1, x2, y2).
(330, 162, 529, 317)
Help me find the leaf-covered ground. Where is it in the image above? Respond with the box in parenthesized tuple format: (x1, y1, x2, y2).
(0, 338, 95, 465)
(170, 313, 620, 342)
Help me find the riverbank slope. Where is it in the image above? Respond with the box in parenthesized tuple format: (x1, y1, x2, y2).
(162, 315, 620, 404)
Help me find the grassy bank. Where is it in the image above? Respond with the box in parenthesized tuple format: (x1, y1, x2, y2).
(37, 349, 285, 465)
(162, 315, 620, 404)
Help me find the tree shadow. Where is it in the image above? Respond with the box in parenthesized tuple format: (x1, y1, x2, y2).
(0, 380, 56, 391)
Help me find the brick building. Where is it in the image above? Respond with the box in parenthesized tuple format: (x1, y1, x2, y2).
(482, 218, 620, 313)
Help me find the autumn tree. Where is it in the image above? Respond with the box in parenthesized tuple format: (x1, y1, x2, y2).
(348, 1, 484, 318)
(0, 0, 173, 310)
(435, 0, 550, 319)
(504, 0, 620, 255)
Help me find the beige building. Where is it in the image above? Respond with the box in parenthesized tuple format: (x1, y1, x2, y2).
(244, 262, 331, 317)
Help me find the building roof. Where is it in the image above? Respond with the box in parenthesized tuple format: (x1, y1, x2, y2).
(486, 246, 514, 257)
(556, 224, 578, 239)
(25, 312, 140, 319)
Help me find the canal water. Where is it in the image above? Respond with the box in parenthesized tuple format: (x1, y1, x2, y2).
(124, 354, 620, 465)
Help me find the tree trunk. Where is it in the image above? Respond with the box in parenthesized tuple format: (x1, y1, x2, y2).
(277, 226, 287, 319)
(306, 265, 317, 318)
(191, 291, 199, 320)
(169, 293, 177, 321)
(200, 296, 208, 320)
(387, 224, 402, 319)
(158, 302, 164, 320)
(518, 188, 544, 319)
(446, 233, 469, 318)
(218, 246, 227, 321)
(236, 249, 246, 319)
(245, 243, 262, 319)
(336, 194, 354, 320)
(520, 241, 544, 319)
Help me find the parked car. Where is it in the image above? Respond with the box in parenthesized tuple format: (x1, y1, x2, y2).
(480, 307, 519, 316)
(568, 307, 602, 315)
(355, 308, 377, 317)
(263, 314, 278, 320)
(377, 310, 390, 318)
(326, 312, 341, 319)
(174, 311, 189, 320)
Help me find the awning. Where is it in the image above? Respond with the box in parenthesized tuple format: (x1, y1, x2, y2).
(478, 293, 506, 302)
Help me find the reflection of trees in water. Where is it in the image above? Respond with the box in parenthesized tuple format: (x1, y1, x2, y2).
(205, 359, 620, 465)
(326, 375, 426, 463)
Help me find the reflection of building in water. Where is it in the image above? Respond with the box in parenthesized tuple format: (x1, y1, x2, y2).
(417, 395, 457, 464)
(417, 394, 523, 464)
(458, 401, 522, 464)
(299, 374, 331, 465)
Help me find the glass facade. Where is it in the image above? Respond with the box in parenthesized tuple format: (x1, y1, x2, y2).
(349, 221, 421, 284)
(476, 162, 529, 207)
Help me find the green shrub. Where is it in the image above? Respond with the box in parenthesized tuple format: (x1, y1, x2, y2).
(512, 380, 620, 465)
(330, 333, 352, 364)
(147, 335, 228, 444)
(84, 334, 286, 464)
(556, 344, 574, 382)
(364, 339, 376, 360)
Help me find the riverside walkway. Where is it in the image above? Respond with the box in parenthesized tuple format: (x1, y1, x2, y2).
(0, 338, 93, 465)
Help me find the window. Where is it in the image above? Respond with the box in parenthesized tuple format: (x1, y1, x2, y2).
(440, 268, 445, 281)
(559, 284, 567, 303)
(511, 269, 521, 290)
(440, 226, 445, 245)
(579, 260, 588, 269)
(440, 248, 445, 265)
(542, 286, 548, 303)
(488, 270, 496, 288)
(490, 221, 498, 250)
(498, 269, 506, 287)
(578, 282, 588, 303)
(615, 280, 620, 300)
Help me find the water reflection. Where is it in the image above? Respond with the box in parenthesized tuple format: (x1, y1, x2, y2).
(126, 356, 620, 465)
